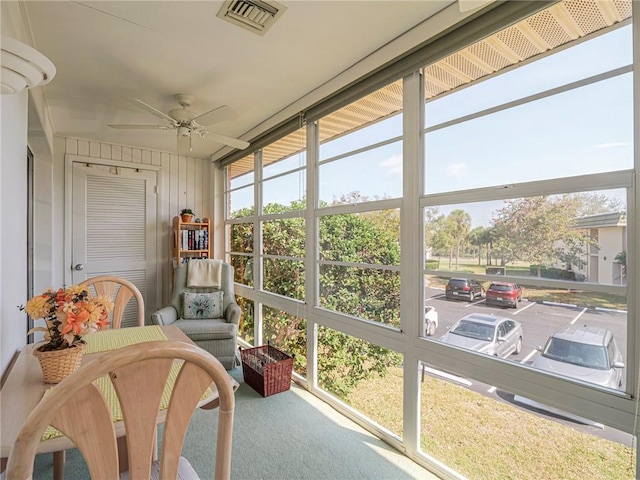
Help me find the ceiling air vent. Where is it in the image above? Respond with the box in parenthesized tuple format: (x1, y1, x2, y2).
(217, 0, 287, 36)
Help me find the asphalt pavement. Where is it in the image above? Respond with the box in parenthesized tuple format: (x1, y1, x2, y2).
(423, 286, 631, 445)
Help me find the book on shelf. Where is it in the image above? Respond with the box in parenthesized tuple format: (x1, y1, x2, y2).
(179, 230, 208, 250)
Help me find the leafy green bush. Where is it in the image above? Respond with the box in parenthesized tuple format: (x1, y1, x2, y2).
(232, 199, 402, 397)
(530, 265, 585, 282)
(425, 259, 439, 270)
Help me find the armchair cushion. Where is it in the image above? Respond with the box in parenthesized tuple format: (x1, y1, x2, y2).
(182, 291, 224, 319)
(174, 319, 237, 341)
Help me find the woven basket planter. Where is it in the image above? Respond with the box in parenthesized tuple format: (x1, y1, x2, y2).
(33, 342, 85, 384)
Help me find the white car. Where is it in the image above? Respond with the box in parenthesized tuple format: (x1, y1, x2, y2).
(424, 305, 439, 336)
(438, 313, 523, 358)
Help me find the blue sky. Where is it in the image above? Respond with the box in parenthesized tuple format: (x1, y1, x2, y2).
(231, 24, 633, 227)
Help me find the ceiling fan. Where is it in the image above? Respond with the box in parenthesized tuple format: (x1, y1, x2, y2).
(108, 94, 250, 153)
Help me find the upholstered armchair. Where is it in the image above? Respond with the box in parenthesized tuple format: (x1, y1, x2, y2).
(151, 261, 240, 369)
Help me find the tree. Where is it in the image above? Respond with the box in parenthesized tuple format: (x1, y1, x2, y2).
(481, 227, 496, 266)
(446, 209, 471, 270)
(424, 207, 446, 259)
(491, 196, 589, 276)
(468, 226, 486, 265)
(572, 192, 624, 216)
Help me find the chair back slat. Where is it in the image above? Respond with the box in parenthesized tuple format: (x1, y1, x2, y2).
(110, 358, 174, 480)
(80, 275, 145, 328)
(6, 340, 235, 480)
(49, 383, 120, 480)
(161, 362, 213, 480)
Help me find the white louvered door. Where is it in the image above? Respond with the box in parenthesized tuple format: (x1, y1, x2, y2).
(71, 163, 157, 326)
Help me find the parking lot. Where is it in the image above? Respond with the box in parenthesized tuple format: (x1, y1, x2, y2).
(426, 286, 627, 364)
(424, 286, 630, 444)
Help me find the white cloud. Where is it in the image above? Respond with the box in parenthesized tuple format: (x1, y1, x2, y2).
(594, 142, 629, 149)
(380, 154, 403, 175)
(446, 162, 468, 177)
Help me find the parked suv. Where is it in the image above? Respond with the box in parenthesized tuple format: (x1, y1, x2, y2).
(532, 325, 625, 389)
(485, 282, 523, 309)
(445, 278, 484, 302)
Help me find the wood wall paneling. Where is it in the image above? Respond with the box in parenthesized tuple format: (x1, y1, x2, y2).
(63, 138, 214, 308)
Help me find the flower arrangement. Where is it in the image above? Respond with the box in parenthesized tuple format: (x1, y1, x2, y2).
(21, 285, 114, 351)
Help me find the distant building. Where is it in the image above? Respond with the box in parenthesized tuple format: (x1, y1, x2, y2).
(570, 212, 627, 285)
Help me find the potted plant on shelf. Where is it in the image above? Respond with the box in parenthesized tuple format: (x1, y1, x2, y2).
(20, 285, 113, 383)
(180, 208, 195, 223)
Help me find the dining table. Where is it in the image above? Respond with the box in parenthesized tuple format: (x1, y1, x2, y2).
(0, 325, 239, 480)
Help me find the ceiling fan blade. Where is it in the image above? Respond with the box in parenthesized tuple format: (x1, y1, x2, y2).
(177, 132, 191, 153)
(201, 130, 249, 150)
(200, 130, 249, 150)
(192, 105, 233, 127)
(133, 98, 178, 125)
(108, 124, 173, 130)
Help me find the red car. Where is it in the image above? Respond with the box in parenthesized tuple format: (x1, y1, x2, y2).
(485, 282, 523, 309)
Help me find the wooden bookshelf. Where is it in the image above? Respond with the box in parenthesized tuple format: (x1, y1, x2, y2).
(172, 216, 211, 269)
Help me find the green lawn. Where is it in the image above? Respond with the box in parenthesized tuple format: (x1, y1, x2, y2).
(347, 367, 635, 480)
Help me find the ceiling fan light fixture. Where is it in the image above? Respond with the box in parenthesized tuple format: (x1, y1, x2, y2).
(178, 126, 191, 138)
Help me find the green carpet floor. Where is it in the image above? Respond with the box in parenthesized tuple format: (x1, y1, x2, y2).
(32, 367, 437, 479)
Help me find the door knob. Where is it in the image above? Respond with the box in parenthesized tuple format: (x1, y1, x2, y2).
(74, 264, 84, 271)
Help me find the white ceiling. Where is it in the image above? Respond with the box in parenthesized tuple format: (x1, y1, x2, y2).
(21, 0, 459, 159)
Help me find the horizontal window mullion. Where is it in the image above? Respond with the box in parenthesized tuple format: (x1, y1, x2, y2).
(320, 259, 400, 272)
(318, 135, 402, 167)
(235, 283, 308, 319)
(414, 337, 635, 433)
(420, 170, 634, 207)
(225, 217, 256, 225)
(259, 209, 305, 222)
(424, 64, 632, 135)
(424, 270, 627, 296)
(262, 253, 304, 263)
(316, 198, 402, 216)
(262, 164, 306, 182)
(225, 182, 255, 195)
(312, 305, 406, 352)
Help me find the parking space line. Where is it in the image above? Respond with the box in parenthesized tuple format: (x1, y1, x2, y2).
(520, 349, 537, 364)
(487, 385, 497, 393)
(426, 294, 445, 302)
(465, 299, 486, 307)
(512, 301, 535, 315)
(570, 307, 588, 325)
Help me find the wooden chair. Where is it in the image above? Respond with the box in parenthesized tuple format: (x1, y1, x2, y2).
(5, 340, 235, 480)
(81, 276, 145, 328)
(46, 275, 146, 477)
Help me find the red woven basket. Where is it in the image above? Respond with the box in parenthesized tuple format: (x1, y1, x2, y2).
(240, 344, 294, 397)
